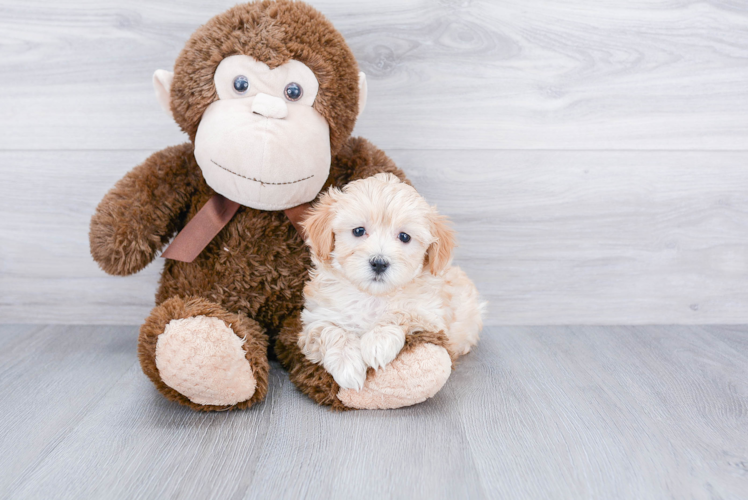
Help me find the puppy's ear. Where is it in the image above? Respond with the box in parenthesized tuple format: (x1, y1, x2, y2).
(302, 190, 337, 262)
(426, 210, 456, 275)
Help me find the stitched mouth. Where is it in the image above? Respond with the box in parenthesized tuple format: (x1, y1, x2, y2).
(210, 159, 314, 186)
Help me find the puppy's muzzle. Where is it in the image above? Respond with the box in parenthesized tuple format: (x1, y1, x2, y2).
(369, 256, 389, 276)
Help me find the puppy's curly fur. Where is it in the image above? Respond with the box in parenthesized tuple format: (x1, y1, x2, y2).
(299, 174, 485, 391)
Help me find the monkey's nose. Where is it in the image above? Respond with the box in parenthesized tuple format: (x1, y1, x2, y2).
(370, 256, 389, 276)
(251, 93, 288, 119)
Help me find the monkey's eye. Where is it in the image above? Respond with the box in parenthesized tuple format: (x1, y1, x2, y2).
(284, 82, 303, 101)
(233, 75, 250, 94)
(352, 227, 366, 237)
(398, 232, 411, 243)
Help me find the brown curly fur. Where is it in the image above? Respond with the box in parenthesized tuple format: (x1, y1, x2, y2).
(89, 1, 431, 411)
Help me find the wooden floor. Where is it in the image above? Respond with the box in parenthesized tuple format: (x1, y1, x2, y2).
(1, 324, 746, 500)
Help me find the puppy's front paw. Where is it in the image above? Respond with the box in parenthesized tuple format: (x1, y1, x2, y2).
(323, 344, 367, 391)
(361, 325, 406, 370)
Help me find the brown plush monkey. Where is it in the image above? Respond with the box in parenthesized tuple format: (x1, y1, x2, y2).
(90, 0, 453, 411)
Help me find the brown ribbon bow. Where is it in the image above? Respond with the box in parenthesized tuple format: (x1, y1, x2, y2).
(161, 193, 310, 263)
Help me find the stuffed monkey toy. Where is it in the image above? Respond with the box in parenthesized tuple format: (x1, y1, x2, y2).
(90, 0, 454, 411)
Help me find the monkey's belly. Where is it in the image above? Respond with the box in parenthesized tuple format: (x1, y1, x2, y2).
(156, 210, 311, 333)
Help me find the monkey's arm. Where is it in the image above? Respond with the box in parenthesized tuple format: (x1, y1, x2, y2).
(90, 143, 199, 276)
(329, 137, 409, 186)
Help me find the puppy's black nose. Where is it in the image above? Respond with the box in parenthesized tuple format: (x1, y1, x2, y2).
(370, 257, 389, 275)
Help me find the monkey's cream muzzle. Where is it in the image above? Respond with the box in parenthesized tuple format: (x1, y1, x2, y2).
(194, 94, 330, 211)
(190, 55, 331, 211)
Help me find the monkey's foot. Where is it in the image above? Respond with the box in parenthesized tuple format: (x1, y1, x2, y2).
(338, 333, 452, 410)
(156, 315, 256, 405)
(139, 296, 269, 411)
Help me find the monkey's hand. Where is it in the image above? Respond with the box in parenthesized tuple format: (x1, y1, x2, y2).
(89, 143, 198, 276)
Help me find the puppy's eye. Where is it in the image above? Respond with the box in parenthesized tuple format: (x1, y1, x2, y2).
(398, 232, 411, 243)
(352, 227, 366, 237)
(233, 75, 250, 94)
(284, 82, 303, 101)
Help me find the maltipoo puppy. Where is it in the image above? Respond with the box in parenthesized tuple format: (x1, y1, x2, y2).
(298, 173, 485, 391)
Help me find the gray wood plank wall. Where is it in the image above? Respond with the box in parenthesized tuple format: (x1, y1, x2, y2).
(1, 0, 747, 324)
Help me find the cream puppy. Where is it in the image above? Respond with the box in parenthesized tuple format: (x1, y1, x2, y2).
(298, 173, 485, 391)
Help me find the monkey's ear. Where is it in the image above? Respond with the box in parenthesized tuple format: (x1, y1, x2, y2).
(153, 69, 174, 115)
(357, 72, 368, 118)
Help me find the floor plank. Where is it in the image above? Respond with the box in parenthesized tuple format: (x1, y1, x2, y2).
(2, 150, 747, 325)
(450, 325, 748, 499)
(6, 363, 284, 500)
(0, 0, 746, 150)
(243, 374, 484, 500)
(1, 324, 746, 499)
(0, 325, 137, 497)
